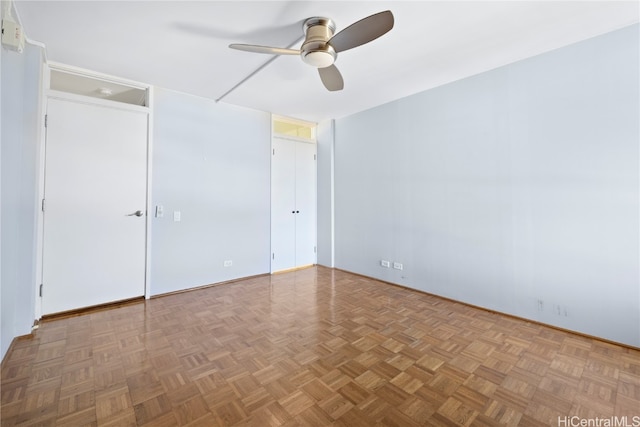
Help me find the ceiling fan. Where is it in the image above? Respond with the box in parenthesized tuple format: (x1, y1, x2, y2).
(229, 10, 394, 92)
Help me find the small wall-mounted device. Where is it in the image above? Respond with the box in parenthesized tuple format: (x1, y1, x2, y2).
(1, 18, 25, 53)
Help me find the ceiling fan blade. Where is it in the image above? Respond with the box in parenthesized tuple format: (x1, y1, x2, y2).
(318, 65, 344, 91)
(229, 44, 301, 55)
(328, 10, 394, 53)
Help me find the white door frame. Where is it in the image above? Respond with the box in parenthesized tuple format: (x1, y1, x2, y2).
(35, 64, 153, 320)
(270, 116, 318, 273)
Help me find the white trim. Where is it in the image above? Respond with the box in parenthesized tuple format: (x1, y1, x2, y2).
(269, 117, 273, 274)
(33, 56, 50, 322)
(330, 119, 336, 268)
(48, 62, 149, 91)
(46, 89, 149, 113)
(144, 86, 154, 299)
(272, 134, 317, 145)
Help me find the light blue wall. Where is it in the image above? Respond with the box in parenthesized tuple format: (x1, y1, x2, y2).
(150, 88, 271, 295)
(1, 43, 43, 360)
(334, 24, 639, 347)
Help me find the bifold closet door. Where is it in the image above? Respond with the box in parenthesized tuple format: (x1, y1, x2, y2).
(294, 141, 317, 267)
(42, 97, 148, 314)
(271, 138, 297, 272)
(271, 138, 316, 272)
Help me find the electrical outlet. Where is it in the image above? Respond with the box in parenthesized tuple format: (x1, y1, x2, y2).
(537, 300, 544, 312)
(173, 211, 181, 222)
(381, 260, 390, 268)
(224, 260, 232, 267)
(393, 262, 403, 270)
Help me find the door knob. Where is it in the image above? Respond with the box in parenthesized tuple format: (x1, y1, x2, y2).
(127, 210, 144, 217)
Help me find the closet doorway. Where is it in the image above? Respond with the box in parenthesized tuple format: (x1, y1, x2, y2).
(271, 117, 317, 273)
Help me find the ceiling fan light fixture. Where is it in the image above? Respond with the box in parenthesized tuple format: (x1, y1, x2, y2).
(302, 47, 336, 68)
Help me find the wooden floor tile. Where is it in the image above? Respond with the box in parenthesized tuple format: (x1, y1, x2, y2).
(2, 266, 639, 426)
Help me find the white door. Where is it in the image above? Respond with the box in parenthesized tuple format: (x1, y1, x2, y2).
(271, 138, 316, 272)
(271, 138, 297, 272)
(42, 97, 148, 314)
(294, 142, 317, 267)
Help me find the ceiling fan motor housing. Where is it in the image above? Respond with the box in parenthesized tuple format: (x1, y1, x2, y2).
(301, 17, 337, 68)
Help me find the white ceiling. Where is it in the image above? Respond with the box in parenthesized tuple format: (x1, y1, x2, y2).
(14, 1, 639, 123)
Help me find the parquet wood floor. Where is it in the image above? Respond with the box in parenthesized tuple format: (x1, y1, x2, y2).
(2, 267, 639, 426)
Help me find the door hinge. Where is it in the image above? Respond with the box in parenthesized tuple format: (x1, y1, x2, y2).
(314, 154, 316, 160)
(44, 114, 48, 128)
(39, 284, 43, 297)
(272, 253, 275, 260)
(314, 246, 317, 253)
(41, 199, 45, 212)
